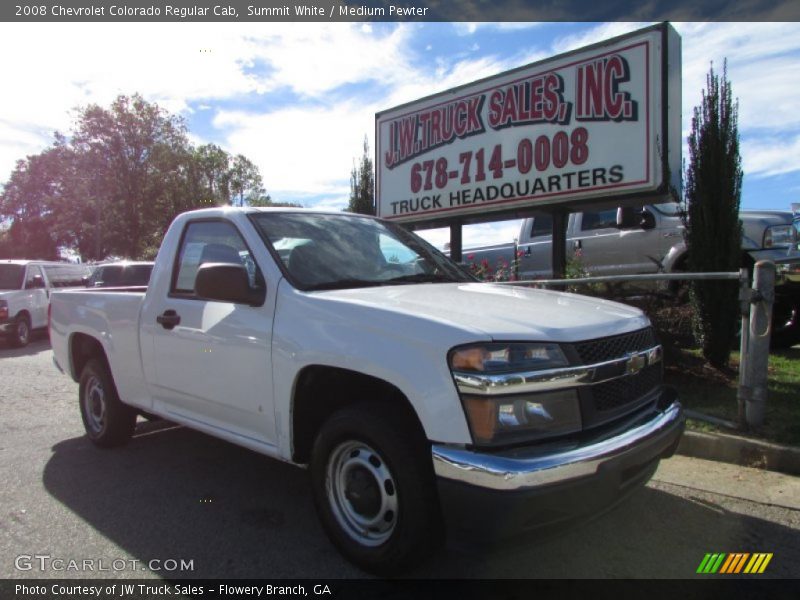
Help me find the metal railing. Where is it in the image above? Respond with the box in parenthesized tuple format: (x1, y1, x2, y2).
(493, 262, 777, 430)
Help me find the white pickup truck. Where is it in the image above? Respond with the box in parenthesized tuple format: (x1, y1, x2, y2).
(50, 207, 684, 573)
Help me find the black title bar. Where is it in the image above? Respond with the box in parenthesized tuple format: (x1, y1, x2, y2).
(3, 0, 800, 22)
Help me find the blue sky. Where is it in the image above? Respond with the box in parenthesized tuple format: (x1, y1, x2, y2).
(1, 21, 799, 247)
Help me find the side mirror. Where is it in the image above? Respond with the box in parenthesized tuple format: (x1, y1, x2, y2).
(640, 209, 656, 230)
(195, 263, 265, 306)
(617, 207, 656, 230)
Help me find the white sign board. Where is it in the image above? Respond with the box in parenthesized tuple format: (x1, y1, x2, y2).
(376, 23, 681, 223)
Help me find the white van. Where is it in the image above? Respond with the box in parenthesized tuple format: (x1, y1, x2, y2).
(0, 260, 91, 347)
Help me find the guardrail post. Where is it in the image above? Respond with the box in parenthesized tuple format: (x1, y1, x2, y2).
(744, 261, 775, 429)
(736, 268, 750, 429)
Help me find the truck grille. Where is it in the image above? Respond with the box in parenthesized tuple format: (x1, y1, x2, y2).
(573, 327, 657, 364)
(570, 327, 663, 427)
(592, 364, 662, 412)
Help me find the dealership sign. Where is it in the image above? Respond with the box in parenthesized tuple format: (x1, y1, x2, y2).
(376, 23, 681, 223)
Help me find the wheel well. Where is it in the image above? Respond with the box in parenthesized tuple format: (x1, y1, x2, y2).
(15, 310, 31, 323)
(291, 366, 426, 464)
(673, 253, 688, 272)
(70, 333, 109, 382)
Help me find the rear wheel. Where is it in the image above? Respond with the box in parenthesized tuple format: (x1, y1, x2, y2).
(310, 403, 443, 574)
(10, 315, 31, 348)
(79, 358, 137, 448)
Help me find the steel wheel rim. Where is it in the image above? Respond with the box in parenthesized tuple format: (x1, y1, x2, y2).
(326, 440, 398, 547)
(83, 376, 106, 434)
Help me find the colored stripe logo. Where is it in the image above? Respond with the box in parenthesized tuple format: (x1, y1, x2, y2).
(697, 553, 773, 574)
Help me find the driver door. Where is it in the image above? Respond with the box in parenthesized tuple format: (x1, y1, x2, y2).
(140, 219, 277, 448)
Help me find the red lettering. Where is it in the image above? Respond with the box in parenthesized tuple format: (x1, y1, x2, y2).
(487, 91, 502, 129)
(466, 96, 482, 133)
(455, 101, 469, 136)
(604, 56, 624, 119)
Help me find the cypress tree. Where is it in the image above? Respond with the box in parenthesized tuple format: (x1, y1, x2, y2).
(684, 61, 743, 368)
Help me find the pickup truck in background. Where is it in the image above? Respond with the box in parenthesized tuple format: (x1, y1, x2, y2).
(463, 203, 800, 348)
(0, 260, 91, 347)
(86, 261, 154, 288)
(50, 207, 684, 573)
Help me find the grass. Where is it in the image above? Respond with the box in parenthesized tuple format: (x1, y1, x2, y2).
(663, 346, 800, 447)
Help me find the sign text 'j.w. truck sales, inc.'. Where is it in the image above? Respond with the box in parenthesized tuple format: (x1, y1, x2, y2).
(376, 23, 681, 224)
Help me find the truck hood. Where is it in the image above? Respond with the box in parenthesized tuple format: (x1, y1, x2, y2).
(313, 282, 650, 342)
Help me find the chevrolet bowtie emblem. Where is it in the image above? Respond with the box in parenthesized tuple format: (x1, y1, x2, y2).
(625, 353, 647, 375)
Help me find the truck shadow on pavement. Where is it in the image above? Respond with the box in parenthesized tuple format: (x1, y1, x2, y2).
(43, 422, 799, 579)
(0, 335, 50, 358)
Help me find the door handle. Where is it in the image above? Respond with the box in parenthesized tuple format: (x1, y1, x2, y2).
(573, 240, 582, 250)
(524, 246, 532, 256)
(156, 310, 181, 330)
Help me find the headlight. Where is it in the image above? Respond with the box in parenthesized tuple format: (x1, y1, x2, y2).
(461, 390, 582, 445)
(763, 225, 797, 248)
(449, 342, 568, 373)
(450, 343, 580, 445)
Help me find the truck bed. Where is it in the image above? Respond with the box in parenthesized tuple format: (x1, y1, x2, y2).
(50, 288, 150, 410)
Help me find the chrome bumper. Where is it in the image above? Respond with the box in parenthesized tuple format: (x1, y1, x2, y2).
(432, 400, 683, 491)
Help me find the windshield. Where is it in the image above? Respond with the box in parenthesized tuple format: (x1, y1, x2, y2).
(0, 264, 25, 290)
(250, 212, 474, 291)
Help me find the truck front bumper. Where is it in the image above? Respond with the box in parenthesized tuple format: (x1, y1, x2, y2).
(431, 389, 684, 540)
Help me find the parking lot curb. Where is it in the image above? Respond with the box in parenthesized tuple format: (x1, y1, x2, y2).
(677, 429, 800, 476)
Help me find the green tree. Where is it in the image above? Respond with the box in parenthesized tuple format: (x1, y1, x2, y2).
(227, 154, 264, 207)
(347, 136, 375, 215)
(0, 94, 267, 260)
(0, 144, 75, 259)
(70, 94, 191, 259)
(684, 61, 743, 368)
(194, 143, 232, 205)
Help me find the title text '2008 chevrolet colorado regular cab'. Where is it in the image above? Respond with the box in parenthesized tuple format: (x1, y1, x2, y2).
(50, 207, 684, 573)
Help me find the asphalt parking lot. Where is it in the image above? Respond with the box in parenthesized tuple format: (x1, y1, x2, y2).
(1, 334, 799, 579)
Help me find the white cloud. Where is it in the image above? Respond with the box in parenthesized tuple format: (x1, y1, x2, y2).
(214, 103, 374, 199)
(416, 220, 524, 250)
(675, 23, 800, 133)
(2, 20, 800, 212)
(741, 134, 800, 178)
(453, 22, 545, 37)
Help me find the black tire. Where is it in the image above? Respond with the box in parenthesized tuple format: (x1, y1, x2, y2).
(79, 358, 137, 448)
(310, 402, 444, 575)
(770, 302, 800, 349)
(10, 315, 31, 348)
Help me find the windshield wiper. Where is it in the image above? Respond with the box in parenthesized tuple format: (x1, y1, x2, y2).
(307, 278, 388, 291)
(384, 273, 457, 284)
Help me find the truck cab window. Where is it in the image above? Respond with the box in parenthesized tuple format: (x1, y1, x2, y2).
(529, 214, 553, 238)
(581, 209, 618, 231)
(173, 221, 260, 295)
(24, 265, 45, 289)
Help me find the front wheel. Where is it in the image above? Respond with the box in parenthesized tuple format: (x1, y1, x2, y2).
(310, 403, 443, 574)
(79, 358, 137, 448)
